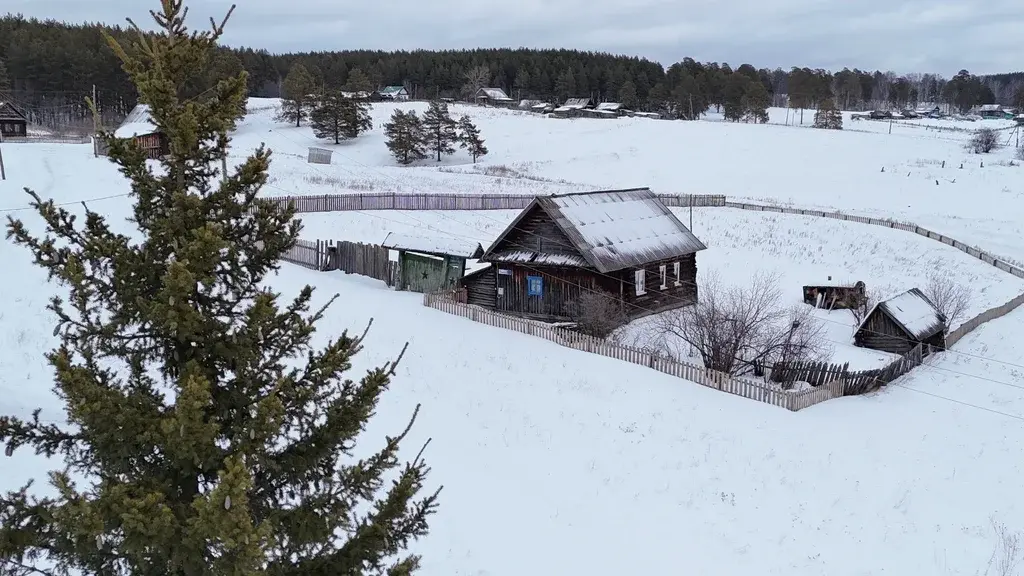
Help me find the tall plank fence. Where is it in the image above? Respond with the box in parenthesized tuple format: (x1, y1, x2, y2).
(282, 238, 400, 286)
(272, 191, 1024, 411)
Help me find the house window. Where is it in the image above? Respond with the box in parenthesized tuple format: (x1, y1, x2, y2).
(634, 269, 646, 295)
(659, 264, 668, 289)
(673, 261, 682, 286)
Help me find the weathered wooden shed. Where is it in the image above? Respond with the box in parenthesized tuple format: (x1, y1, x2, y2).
(803, 280, 865, 309)
(854, 288, 946, 355)
(462, 188, 707, 320)
(114, 104, 169, 159)
(0, 101, 28, 138)
(382, 233, 484, 294)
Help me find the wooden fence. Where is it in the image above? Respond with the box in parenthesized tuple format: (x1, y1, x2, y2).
(841, 344, 926, 395)
(423, 290, 844, 411)
(281, 239, 400, 286)
(262, 192, 727, 213)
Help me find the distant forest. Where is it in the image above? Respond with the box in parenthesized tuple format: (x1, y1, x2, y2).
(1, 14, 1022, 132)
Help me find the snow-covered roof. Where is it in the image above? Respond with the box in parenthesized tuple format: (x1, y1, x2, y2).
(379, 86, 407, 95)
(340, 91, 372, 99)
(482, 188, 707, 273)
(381, 232, 484, 258)
(596, 102, 622, 111)
(563, 98, 591, 109)
(0, 101, 26, 121)
(476, 87, 511, 101)
(114, 104, 159, 138)
(977, 104, 1002, 112)
(860, 288, 946, 340)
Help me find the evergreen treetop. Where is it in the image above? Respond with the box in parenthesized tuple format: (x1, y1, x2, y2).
(0, 2, 439, 575)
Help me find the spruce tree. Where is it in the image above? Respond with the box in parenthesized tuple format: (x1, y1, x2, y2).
(278, 62, 316, 127)
(384, 109, 427, 165)
(721, 73, 748, 122)
(742, 81, 771, 124)
(421, 101, 457, 161)
(0, 2, 440, 575)
(457, 116, 488, 163)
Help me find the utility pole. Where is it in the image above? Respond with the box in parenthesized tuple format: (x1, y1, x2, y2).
(0, 130, 6, 180)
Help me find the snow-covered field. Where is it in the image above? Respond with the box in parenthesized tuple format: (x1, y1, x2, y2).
(2, 97, 1024, 575)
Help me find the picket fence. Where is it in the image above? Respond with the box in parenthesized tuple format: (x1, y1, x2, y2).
(263, 192, 727, 212)
(423, 290, 844, 411)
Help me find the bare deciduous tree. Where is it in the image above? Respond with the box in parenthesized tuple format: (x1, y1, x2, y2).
(923, 273, 971, 328)
(568, 290, 627, 338)
(461, 65, 491, 98)
(654, 272, 831, 376)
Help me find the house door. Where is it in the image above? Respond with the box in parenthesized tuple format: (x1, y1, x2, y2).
(495, 267, 514, 312)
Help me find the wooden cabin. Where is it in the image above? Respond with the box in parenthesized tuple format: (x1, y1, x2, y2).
(550, 97, 593, 118)
(854, 288, 946, 355)
(382, 233, 483, 294)
(461, 188, 707, 321)
(114, 104, 169, 159)
(0, 101, 28, 138)
(803, 280, 866, 310)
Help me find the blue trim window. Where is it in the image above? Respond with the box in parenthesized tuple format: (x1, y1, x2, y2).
(527, 275, 543, 296)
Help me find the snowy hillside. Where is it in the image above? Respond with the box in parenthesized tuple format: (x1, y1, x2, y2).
(2, 97, 1024, 575)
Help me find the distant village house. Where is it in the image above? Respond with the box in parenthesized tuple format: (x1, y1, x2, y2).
(0, 101, 28, 138)
(111, 103, 169, 159)
(460, 188, 707, 321)
(474, 87, 514, 106)
(378, 86, 410, 101)
(551, 97, 593, 118)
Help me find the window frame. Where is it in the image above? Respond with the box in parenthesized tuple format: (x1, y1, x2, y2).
(634, 269, 646, 295)
(673, 261, 682, 286)
(659, 264, 668, 290)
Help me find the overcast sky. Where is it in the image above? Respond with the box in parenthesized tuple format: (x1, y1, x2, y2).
(7, 0, 1022, 76)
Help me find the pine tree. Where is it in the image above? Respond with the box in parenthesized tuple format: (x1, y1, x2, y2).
(457, 115, 488, 163)
(554, 69, 576, 103)
(343, 67, 373, 94)
(742, 81, 771, 123)
(278, 62, 316, 127)
(421, 101, 457, 161)
(0, 58, 10, 92)
(721, 73, 748, 121)
(618, 79, 638, 109)
(814, 98, 844, 129)
(0, 2, 440, 575)
(384, 109, 428, 165)
(310, 90, 371, 144)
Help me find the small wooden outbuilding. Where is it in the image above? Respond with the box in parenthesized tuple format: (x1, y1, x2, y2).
(803, 280, 865, 309)
(0, 101, 28, 138)
(382, 233, 484, 294)
(854, 288, 946, 355)
(114, 104, 169, 159)
(474, 87, 515, 106)
(461, 187, 707, 321)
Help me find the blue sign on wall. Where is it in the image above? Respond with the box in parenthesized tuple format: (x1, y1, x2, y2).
(527, 275, 543, 296)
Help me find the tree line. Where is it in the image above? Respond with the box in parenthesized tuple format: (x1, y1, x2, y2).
(2, 13, 1023, 131)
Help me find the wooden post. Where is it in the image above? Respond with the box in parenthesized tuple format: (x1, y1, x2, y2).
(92, 84, 99, 157)
(0, 130, 5, 180)
(397, 250, 406, 291)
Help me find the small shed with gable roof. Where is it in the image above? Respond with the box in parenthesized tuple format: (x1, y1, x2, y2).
(0, 101, 28, 138)
(113, 103, 168, 159)
(462, 187, 707, 320)
(382, 232, 484, 293)
(854, 288, 946, 355)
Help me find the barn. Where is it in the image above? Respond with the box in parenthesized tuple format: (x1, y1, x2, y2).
(0, 101, 28, 138)
(113, 104, 169, 159)
(381, 233, 484, 294)
(460, 188, 707, 321)
(854, 288, 947, 355)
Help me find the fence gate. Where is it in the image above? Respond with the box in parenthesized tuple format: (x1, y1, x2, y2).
(307, 147, 333, 165)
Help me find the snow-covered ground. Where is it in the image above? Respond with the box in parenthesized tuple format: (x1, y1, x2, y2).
(2, 98, 1024, 575)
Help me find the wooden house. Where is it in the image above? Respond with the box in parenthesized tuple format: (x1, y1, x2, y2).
(378, 86, 410, 101)
(854, 288, 946, 355)
(474, 87, 514, 106)
(114, 104, 169, 159)
(550, 97, 593, 118)
(461, 188, 707, 321)
(0, 101, 28, 138)
(382, 233, 484, 294)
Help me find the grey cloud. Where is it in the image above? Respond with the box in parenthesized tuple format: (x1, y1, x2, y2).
(4, 0, 1022, 75)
